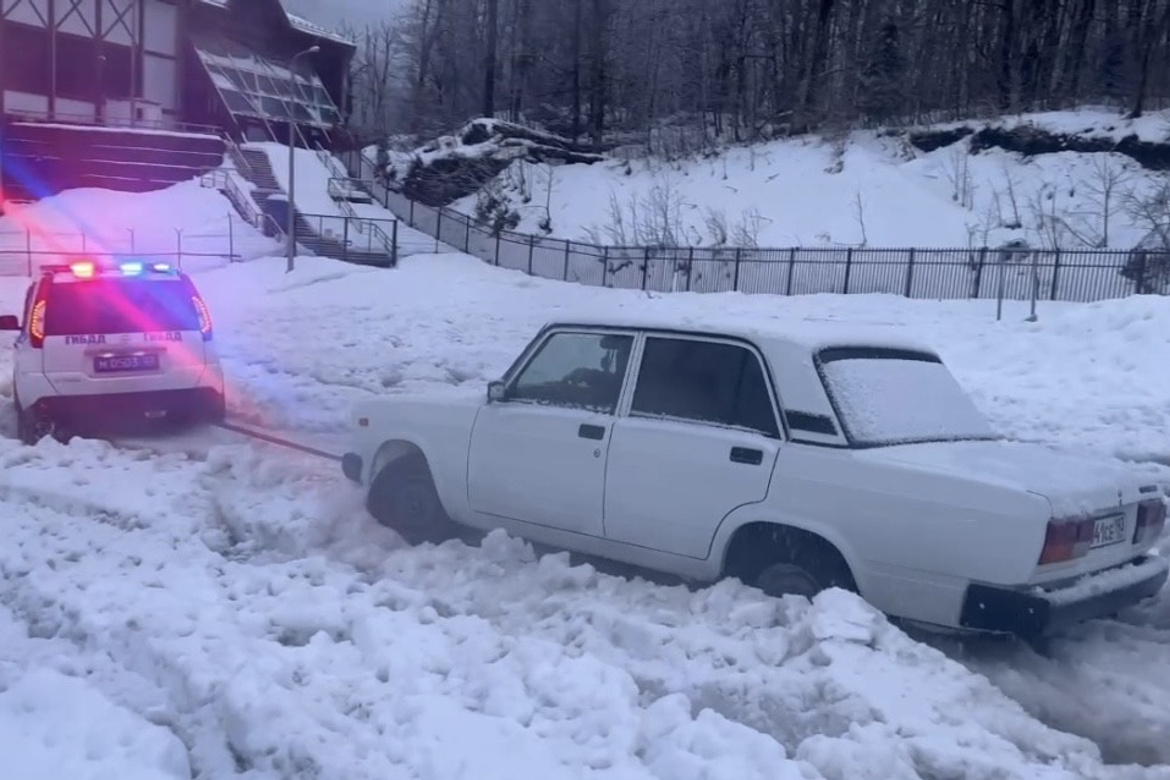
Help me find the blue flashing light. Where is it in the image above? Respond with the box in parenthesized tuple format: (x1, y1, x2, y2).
(151, 263, 173, 273)
(120, 262, 144, 275)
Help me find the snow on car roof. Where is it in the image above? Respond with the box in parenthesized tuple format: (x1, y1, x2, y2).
(542, 310, 938, 355)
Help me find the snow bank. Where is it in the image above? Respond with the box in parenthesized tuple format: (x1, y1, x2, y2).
(0, 431, 1162, 779)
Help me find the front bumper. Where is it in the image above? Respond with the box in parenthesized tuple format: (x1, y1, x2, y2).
(958, 554, 1169, 638)
(341, 452, 363, 483)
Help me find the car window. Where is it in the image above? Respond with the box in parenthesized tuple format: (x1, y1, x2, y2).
(44, 279, 200, 336)
(509, 331, 633, 413)
(631, 337, 779, 437)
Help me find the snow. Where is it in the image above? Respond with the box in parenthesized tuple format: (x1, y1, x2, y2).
(0, 117, 1169, 777)
(448, 109, 1170, 251)
(820, 355, 996, 445)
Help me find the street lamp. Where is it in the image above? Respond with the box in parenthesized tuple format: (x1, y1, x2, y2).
(286, 44, 320, 273)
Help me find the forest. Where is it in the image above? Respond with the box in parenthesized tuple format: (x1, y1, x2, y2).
(342, 0, 1170, 145)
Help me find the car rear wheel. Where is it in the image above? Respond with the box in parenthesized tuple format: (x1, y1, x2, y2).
(366, 455, 456, 545)
(16, 404, 56, 446)
(727, 524, 856, 601)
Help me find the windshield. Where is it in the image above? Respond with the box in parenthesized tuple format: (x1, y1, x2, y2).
(45, 279, 200, 336)
(819, 348, 997, 447)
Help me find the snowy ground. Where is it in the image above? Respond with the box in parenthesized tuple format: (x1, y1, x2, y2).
(0, 247, 1168, 779)
(448, 108, 1170, 251)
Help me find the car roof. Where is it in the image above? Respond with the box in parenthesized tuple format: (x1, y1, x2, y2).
(540, 311, 937, 356)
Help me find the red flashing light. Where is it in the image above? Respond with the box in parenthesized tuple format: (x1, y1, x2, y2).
(28, 283, 50, 349)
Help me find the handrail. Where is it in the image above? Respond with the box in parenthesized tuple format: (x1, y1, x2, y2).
(222, 133, 254, 181)
(8, 110, 221, 136)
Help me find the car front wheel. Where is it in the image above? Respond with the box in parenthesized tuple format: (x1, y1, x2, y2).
(366, 455, 456, 545)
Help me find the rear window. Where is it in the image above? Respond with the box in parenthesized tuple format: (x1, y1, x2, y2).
(45, 279, 200, 336)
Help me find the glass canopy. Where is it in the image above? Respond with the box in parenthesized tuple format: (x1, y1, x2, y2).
(192, 37, 341, 129)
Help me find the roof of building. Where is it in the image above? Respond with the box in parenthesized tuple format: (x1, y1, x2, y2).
(196, 0, 355, 47)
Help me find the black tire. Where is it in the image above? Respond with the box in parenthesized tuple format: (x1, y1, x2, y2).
(366, 455, 456, 545)
(731, 526, 857, 600)
(16, 404, 53, 446)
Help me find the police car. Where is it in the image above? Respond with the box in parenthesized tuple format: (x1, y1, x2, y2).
(0, 259, 226, 444)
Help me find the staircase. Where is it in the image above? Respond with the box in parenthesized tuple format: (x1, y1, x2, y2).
(233, 145, 395, 267)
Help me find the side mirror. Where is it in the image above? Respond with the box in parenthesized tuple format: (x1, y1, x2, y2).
(0, 315, 19, 331)
(487, 380, 506, 403)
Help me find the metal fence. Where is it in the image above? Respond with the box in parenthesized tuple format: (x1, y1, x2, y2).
(0, 226, 251, 276)
(340, 149, 1166, 304)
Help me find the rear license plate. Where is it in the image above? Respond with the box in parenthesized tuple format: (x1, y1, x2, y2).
(1091, 514, 1127, 549)
(94, 353, 160, 373)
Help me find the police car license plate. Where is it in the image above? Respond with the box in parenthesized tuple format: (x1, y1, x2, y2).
(94, 353, 160, 373)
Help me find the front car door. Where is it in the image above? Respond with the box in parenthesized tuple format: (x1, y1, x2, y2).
(603, 334, 783, 558)
(466, 328, 635, 537)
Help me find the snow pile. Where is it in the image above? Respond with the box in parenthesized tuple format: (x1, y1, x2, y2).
(445, 109, 1170, 251)
(0, 432, 1163, 779)
(0, 178, 276, 274)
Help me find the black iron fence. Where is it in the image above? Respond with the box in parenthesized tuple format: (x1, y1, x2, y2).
(341, 149, 1167, 303)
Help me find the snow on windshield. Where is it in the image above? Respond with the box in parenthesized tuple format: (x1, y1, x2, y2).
(820, 352, 996, 446)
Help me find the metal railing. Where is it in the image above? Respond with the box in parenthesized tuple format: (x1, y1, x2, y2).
(0, 226, 248, 276)
(340, 148, 1168, 304)
(294, 213, 398, 267)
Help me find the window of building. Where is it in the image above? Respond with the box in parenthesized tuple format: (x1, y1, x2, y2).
(191, 35, 341, 129)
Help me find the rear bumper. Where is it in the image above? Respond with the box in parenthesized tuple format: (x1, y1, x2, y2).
(958, 554, 1169, 638)
(31, 387, 225, 426)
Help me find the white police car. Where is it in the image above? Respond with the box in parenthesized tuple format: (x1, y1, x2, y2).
(0, 258, 226, 444)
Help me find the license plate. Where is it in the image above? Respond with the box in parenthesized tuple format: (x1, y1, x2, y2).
(1091, 514, 1127, 549)
(94, 353, 160, 373)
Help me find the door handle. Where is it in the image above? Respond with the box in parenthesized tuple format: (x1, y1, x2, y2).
(730, 446, 763, 465)
(578, 423, 606, 441)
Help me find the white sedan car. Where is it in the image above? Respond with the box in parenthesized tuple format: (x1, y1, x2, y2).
(341, 314, 1167, 638)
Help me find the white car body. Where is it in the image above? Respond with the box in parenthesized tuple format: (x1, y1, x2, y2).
(342, 314, 1168, 637)
(1, 259, 225, 441)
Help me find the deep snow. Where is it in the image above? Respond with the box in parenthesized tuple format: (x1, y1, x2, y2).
(0, 248, 1167, 779)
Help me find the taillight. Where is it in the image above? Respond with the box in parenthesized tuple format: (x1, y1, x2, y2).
(192, 295, 213, 341)
(1134, 500, 1167, 546)
(28, 286, 50, 349)
(1038, 517, 1095, 565)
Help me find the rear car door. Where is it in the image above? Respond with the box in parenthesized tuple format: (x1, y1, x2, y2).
(603, 335, 783, 559)
(466, 329, 635, 537)
(39, 271, 209, 393)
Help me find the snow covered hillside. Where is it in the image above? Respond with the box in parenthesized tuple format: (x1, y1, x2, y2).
(0, 241, 1168, 778)
(446, 108, 1170, 251)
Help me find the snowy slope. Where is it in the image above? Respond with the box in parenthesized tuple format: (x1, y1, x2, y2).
(0, 248, 1167, 778)
(448, 109, 1170, 250)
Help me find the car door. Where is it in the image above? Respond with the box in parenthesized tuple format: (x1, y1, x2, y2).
(603, 335, 783, 559)
(466, 328, 635, 537)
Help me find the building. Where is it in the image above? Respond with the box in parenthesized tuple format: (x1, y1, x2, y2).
(0, 0, 355, 143)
